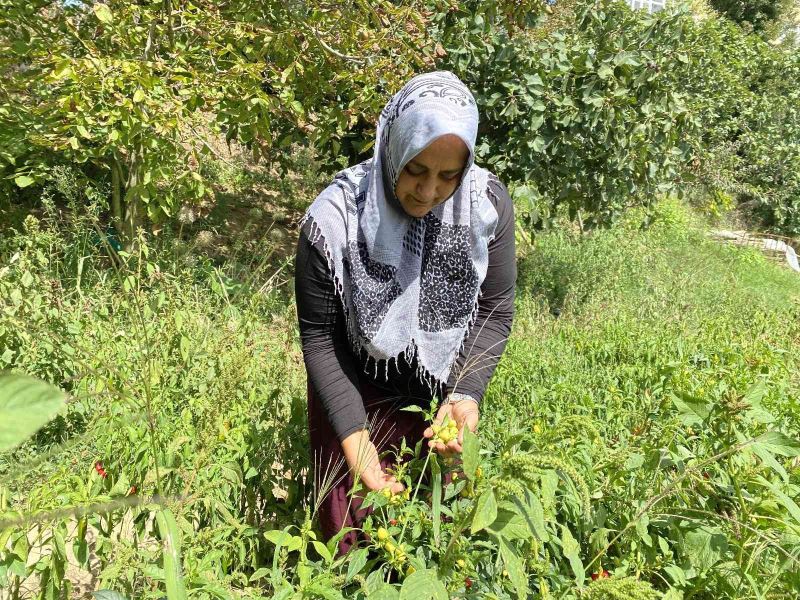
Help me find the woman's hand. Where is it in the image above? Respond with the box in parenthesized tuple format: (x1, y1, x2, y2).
(341, 429, 404, 494)
(423, 397, 479, 456)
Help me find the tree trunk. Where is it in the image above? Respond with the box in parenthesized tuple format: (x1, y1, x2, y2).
(110, 157, 124, 236)
(122, 146, 142, 251)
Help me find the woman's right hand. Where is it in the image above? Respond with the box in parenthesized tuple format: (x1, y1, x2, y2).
(341, 429, 404, 494)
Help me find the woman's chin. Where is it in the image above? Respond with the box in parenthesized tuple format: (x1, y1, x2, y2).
(401, 201, 432, 218)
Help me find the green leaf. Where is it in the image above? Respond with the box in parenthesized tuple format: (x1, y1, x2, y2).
(597, 64, 614, 80)
(470, 488, 497, 534)
(461, 426, 479, 480)
(311, 540, 333, 564)
(755, 475, 800, 526)
(755, 431, 800, 457)
(345, 548, 368, 582)
(683, 526, 727, 572)
(498, 537, 528, 599)
(14, 175, 34, 188)
(0, 375, 66, 452)
(560, 525, 585, 585)
(431, 454, 442, 544)
(371, 584, 400, 600)
(488, 506, 532, 541)
(670, 392, 711, 425)
(133, 89, 145, 103)
(511, 490, 549, 542)
(614, 51, 641, 67)
(399, 569, 447, 600)
(92, 592, 128, 600)
(248, 568, 270, 582)
(155, 510, 188, 600)
(93, 3, 113, 24)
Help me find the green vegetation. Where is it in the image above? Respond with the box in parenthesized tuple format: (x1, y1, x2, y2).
(2, 0, 800, 597)
(2, 199, 799, 598)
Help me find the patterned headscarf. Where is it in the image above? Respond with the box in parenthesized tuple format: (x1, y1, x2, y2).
(300, 71, 499, 387)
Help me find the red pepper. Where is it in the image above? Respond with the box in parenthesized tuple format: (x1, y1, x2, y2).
(465, 577, 473, 589)
(591, 570, 611, 581)
(94, 462, 108, 479)
(389, 519, 398, 526)
(128, 486, 137, 495)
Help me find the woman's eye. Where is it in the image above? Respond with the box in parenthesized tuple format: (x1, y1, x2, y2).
(405, 165, 424, 176)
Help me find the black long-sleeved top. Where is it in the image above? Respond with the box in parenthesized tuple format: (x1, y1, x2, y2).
(295, 176, 516, 441)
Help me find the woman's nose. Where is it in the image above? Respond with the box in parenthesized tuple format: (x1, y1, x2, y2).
(416, 176, 437, 203)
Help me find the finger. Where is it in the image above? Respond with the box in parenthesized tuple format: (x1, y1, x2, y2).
(423, 427, 433, 439)
(447, 438, 462, 454)
(430, 440, 447, 455)
(434, 404, 450, 424)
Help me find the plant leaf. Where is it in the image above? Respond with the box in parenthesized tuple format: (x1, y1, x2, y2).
(461, 426, 479, 480)
(498, 537, 528, 599)
(92, 592, 128, 600)
(470, 488, 497, 534)
(93, 3, 113, 24)
(0, 374, 66, 451)
(399, 569, 447, 600)
(155, 509, 188, 600)
(14, 175, 34, 188)
(755, 431, 800, 457)
(561, 524, 585, 586)
(345, 548, 368, 582)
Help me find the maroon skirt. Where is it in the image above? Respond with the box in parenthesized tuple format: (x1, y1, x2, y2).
(307, 379, 431, 556)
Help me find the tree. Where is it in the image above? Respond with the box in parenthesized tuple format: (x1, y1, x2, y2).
(0, 0, 429, 247)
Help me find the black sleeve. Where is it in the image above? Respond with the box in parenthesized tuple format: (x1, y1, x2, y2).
(445, 176, 516, 402)
(295, 225, 368, 442)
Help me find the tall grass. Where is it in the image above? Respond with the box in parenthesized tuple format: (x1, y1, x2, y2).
(1, 196, 799, 596)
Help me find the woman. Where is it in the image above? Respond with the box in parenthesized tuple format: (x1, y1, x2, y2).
(295, 71, 516, 555)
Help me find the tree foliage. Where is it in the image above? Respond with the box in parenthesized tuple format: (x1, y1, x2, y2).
(0, 0, 429, 246)
(431, 0, 697, 228)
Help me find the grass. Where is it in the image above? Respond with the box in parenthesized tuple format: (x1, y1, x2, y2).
(1, 197, 799, 597)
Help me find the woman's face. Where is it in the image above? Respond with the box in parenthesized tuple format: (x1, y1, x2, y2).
(394, 134, 470, 218)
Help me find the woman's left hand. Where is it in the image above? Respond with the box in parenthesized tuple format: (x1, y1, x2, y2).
(423, 398, 479, 456)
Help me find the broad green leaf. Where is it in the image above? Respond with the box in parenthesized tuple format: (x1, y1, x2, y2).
(512, 490, 549, 542)
(345, 548, 368, 582)
(683, 526, 727, 572)
(265, 529, 302, 552)
(311, 540, 333, 564)
(133, 89, 145, 103)
(670, 392, 711, 425)
(470, 488, 497, 534)
(92, 592, 128, 600)
(755, 475, 800, 526)
(93, 4, 113, 24)
(0, 375, 65, 451)
(750, 443, 789, 482)
(155, 510, 187, 600)
(461, 426, 479, 480)
(371, 584, 400, 600)
(597, 64, 614, 80)
(14, 175, 34, 188)
(399, 569, 447, 600)
(488, 506, 532, 541)
(744, 380, 774, 423)
(561, 524, 585, 585)
(498, 537, 528, 599)
(755, 431, 800, 457)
